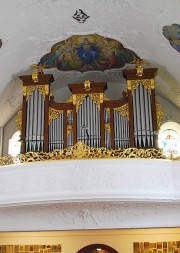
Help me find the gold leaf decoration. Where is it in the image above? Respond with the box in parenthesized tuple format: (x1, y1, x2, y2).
(16, 107, 22, 131)
(114, 103, 129, 120)
(76, 94, 87, 112)
(105, 123, 111, 133)
(37, 84, 49, 99)
(0, 142, 169, 167)
(67, 125, 73, 137)
(26, 86, 36, 101)
(49, 107, 63, 124)
(128, 79, 152, 94)
(89, 93, 101, 109)
(156, 99, 164, 130)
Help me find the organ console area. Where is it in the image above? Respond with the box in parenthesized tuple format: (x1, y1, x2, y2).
(18, 67, 160, 154)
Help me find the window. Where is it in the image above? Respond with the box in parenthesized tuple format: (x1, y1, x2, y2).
(8, 131, 21, 155)
(158, 122, 180, 158)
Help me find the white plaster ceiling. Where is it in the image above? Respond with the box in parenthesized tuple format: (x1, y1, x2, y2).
(0, 0, 180, 127)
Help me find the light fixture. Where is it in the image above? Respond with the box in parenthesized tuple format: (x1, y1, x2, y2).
(97, 249, 101, 251)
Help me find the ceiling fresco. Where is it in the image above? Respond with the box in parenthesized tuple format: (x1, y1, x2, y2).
(39, 34, 141, 72)
(163, 24, 180, 53)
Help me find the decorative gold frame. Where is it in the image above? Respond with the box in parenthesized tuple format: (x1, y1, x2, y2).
(0, 142, 168, 167)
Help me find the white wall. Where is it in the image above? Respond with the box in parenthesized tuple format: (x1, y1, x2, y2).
(2, 112, 18, 156)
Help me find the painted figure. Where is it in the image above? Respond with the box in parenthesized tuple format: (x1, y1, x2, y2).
(77, 38, 100, 65)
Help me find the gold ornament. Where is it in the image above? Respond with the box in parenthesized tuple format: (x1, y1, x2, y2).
(25, 86, 36, 101)
(49, 107, 63, 124)
(16, 107, 22, 131)
(84, 80, 91, 91)
(156, 99, 164, 130)
(32, 72, 38, 82)
(114, 104, 129, 120)
(0, 142, 169, 167)
(105, 123, 111, 133)
(76, 94, 87, 112)
(67, 125, 73, 137)
(127, 79, 153, 94)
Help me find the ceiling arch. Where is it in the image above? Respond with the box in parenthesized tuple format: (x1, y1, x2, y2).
(0, 0, 179, 127)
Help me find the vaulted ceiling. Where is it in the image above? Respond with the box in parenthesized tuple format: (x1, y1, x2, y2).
(0, 0, 179, 127)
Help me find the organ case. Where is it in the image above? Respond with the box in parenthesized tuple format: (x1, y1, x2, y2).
(18, 67, 160, 153)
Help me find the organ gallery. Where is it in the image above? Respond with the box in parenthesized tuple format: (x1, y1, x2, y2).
(17, 65, 163, 154)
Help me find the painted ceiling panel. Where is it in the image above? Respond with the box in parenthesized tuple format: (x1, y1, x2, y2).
(0, 0, 179, 126)
(39, 35, 140, 72)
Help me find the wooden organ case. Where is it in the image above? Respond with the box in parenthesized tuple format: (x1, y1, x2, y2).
(18, 67, 159, 154)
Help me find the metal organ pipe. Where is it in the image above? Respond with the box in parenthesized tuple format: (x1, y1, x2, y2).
(113, 110, 130, 149)
(139, 84, 146, 146)
(26, 89, 44, 152)
(132, 84, 154, 148)
(67, 111, 73, 148)
(49, 112, 64, 151)
(147, 90, 154, 146)
(77, 96, 100, 148)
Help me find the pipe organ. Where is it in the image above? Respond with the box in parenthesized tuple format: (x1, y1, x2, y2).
(18, 67, 160, 153)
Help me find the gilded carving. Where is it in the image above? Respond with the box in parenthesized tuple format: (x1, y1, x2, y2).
(23, 86, 27, 96)
(26, 86, 36, 101)
(16, 107, 22, 131)
(32, 72, 38, 82)
(73, 94, 77, 105)
(84, 80, 91, 91)
(105, 123, 111, 133)
(67, 110, 72, 116)
(24, 85, 50, 101)
(89, 93, 101, 109)
(128, 79, 153, 94)
(76, 94, 87, 111)
(156, 99, 164, 130)
(66, 95, 73, 103)
(0, 142, 169, 167)
(67, 125, 73, 137)
(114, 104, 129, 120)
(49, 107, 63, 124)
(105, 108, 110, 114)
(37, 85, 49, 99)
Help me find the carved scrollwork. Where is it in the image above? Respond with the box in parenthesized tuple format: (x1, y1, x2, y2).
(128, 79, 153, 94)
(156, 99, 164, 130)
(0, 142, 168, 167)
(114, 104, 129, 120)
(89, 94, 100, 109)
(49, 107, 63, 124)
(24, 84, 49, 101)
(25, 86, 36, 101)
(76, 94, 87, 112)
(37, 84, 49, 99)
(67, 125, 73, 137)
(16, 107, 22, 131)
(105, 123, 111, 133)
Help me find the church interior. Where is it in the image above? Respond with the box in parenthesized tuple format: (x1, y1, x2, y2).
(0, 0, 180, 253)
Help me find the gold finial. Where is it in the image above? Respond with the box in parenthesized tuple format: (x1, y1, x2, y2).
(30, 63, 45, 83)
(84, 80, 91, 91)
(30, 63, 45, 74)
(133, 59, 148, 77)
